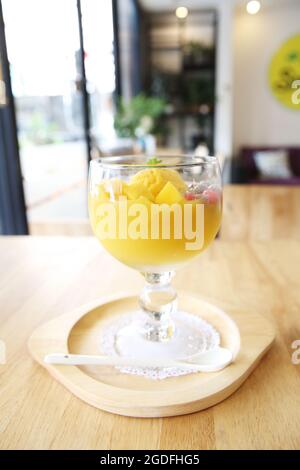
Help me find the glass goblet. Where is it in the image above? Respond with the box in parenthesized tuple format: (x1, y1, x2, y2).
(89, 155, 222, 360)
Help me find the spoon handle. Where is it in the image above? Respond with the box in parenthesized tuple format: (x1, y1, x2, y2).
(44, 353, 193, 369)
(44, 350, 232, 372)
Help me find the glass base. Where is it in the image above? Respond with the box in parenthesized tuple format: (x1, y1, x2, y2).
(112, 311, 220, 360)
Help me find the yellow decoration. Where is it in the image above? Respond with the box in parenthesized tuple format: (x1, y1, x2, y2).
(268, 34, 300, 110)
(123, 182, 154, 202)
(97, 183, 110, 202)
(131, 168, 187, 197)
(155, 181, 183, 204)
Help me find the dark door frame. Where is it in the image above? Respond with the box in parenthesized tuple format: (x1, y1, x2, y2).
(0, 0, 28, 235)
(0, 0, 94, 235)
(112, 0, 122, 99)
(76, 0, 92, 164)
(112, 0, 142, 101)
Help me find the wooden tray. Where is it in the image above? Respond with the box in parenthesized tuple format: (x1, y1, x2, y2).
(28, 293, 275, 418)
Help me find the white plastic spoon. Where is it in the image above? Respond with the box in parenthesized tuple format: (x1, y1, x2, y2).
(44, 347, 233, 372)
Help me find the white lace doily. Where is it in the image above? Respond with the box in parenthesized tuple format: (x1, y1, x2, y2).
(99, 311, 220, 380)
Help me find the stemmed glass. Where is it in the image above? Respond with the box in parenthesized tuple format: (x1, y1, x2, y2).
(89, 155, 222, 360)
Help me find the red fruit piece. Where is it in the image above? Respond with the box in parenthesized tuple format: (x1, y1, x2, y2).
(185, 192, 199, 201)
(202, 189, 219, 204)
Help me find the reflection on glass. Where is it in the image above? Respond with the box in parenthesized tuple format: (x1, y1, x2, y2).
(2, 0, 115, 228)
(81, 0, 116, 145)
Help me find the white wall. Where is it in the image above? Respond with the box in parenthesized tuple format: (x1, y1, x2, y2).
(233, 0, 300, 153)
(214, 0, 234, 159)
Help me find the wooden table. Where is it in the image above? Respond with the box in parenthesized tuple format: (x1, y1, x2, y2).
(221, 185, 300, 241)
(0, 234, 300, 450)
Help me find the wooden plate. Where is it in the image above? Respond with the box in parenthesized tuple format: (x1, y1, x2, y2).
(28, 293, 275, 418)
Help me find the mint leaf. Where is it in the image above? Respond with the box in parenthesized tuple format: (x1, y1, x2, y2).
(147, 157, 162, 165)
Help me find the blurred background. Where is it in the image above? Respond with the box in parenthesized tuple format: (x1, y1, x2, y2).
(0, 0, 299, 237)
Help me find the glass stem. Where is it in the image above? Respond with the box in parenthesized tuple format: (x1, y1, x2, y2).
(139, 272, 177, 342)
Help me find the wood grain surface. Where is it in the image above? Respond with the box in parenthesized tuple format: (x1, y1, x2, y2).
(221, 185, 300, 241)
(0, 232, 300, 449)
(28, 293, 274, 418)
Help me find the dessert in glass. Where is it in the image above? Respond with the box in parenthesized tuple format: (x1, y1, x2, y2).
(89, 156, 222, 361)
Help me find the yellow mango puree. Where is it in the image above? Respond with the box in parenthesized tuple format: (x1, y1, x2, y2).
(89, 168, 221, 271)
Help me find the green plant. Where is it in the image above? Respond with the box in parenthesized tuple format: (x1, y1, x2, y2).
(183, 41, 214, 64)
(114, 93, 166, 138)
(182, 76, 215, 106)
(28, 112, 60, 145)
